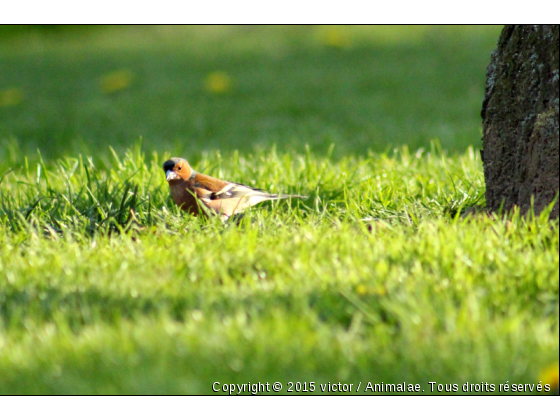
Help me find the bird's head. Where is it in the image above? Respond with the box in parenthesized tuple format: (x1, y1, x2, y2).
(163, 157, 193, 182)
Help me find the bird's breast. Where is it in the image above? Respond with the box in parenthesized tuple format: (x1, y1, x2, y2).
(169, 181, 194, 205)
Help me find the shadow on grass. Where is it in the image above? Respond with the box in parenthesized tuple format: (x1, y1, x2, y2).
(0, 283, 399, 334)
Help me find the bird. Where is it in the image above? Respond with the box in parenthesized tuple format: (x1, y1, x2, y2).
(163, 157, 306, 220)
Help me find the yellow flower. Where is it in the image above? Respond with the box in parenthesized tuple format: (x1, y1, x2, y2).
(204, 71, 232, 94)
(321, 27, 351, 49)
(356, 284, 367, 295)
(0, 88, 24, 107)
(100, 70, 133, 94)
(539, 362, 559, 394)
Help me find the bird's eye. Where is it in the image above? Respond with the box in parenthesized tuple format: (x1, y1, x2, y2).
(178, 166, 182, 170)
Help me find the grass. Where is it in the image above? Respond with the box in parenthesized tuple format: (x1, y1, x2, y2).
(0, 25, 558, 395)
(2, 25, 498, 159)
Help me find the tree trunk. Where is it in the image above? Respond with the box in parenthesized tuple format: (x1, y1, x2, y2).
(481, 25, 559, 218)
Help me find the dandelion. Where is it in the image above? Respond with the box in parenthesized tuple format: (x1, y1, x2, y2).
(375, 286, 387, 296)
(321, 27, 351, 49)
(356, 284, 367, 295)
(204, 71, 232, 94)
(0, 88, 24, 107)
(100, 70, 133, 94)
(539, 362, 559, 394)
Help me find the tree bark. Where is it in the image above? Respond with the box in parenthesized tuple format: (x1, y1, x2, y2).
(481, 25, 559, 218)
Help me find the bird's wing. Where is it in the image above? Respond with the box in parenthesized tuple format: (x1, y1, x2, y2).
(209, 183, 276, 200)
(192, 180, 276, 217)
(190, 173, 305, 218)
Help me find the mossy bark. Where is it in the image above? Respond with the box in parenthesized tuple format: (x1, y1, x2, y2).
(481, 25, 559, 218)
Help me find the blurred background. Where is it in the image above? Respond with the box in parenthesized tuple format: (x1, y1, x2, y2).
(0, 25, 502, 161)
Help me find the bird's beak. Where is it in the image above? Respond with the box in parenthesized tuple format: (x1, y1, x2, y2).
(166, 170, 179, 181)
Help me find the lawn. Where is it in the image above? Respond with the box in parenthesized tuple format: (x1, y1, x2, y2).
(0, 25, 558, 395)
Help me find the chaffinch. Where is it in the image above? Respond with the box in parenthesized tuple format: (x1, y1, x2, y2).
(163, 157, 306, 220)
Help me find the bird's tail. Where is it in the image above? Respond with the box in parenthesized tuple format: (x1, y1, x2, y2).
(239, 192, 306, 209)
(270, 193, 308, 200)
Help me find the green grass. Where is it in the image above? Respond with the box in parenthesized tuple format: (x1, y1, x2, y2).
(0, 26, 558, 395)
(2, 25, 499, 159)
